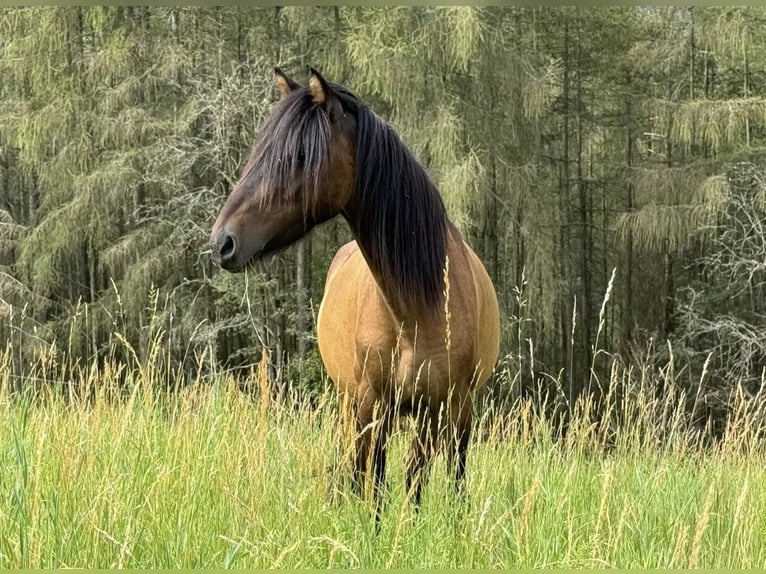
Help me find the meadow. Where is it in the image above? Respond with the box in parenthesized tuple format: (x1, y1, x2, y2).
(0, 349, 765, 569)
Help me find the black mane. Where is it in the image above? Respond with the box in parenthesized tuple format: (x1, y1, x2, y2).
(338, 88, 449, 312)
(249, 81, 449, 312)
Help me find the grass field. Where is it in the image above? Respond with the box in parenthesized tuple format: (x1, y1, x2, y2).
(0, 356, 765, 569)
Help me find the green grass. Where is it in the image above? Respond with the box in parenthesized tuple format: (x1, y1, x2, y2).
(0, 365, 765, 569)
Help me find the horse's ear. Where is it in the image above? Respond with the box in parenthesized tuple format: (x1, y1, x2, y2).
(274, 67, 298, 99)
(308, 67, 331, 107)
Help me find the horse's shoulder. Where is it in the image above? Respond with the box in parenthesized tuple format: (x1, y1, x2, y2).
(325, 240, 359, 278)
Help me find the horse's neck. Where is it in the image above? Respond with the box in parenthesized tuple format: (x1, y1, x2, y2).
(342, 148, 454, 325)
(347, 213, 457, 327)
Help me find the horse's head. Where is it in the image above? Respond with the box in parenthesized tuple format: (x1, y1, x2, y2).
(210, 67, 356, 272)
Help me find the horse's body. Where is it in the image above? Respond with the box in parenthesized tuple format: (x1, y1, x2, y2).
(318, 233, 498, 500)
(210, 67, 500, 513)
(319, 233, 498, 410)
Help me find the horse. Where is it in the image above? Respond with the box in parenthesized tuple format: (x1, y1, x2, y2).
(210, 67, 500, 516)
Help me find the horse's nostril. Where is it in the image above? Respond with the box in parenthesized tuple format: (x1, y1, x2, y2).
(219, 233, 237, 262)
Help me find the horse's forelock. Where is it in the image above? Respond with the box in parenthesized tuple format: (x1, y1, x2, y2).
(245, 88, 332, 213)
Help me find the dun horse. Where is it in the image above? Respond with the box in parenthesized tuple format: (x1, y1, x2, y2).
(211, 67, 500, 513)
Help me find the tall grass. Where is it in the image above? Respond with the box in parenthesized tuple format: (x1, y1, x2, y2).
(1, 273, 765, 568)
(0, 343, 765, 568)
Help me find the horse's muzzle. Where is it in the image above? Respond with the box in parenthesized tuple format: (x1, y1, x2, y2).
(211, 230, 240, 271)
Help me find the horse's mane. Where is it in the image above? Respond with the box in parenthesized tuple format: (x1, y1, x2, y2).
(245, 81, 450, 312)
(336, 86, 449, 312)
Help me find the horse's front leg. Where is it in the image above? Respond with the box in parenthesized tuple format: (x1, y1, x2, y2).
(353, 385, 392, 524)
(446, 391, 473, 496)
(405, 403, 440, 507)
(327, 389, 357, 502)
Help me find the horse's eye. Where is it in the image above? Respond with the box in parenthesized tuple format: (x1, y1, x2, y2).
(297, 150, 305, 165)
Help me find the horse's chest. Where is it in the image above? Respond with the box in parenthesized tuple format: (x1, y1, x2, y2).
(355, 328, 466, 402)
(350, 272, 478, 402)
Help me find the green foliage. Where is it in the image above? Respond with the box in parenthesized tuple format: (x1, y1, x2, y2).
(285, 348, 327, 399)
(1, 6, 766, 412)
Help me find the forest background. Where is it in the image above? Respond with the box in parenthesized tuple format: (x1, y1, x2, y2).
(1, 6, 765, 435)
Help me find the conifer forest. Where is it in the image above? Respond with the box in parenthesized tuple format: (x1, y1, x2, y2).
(1, 6, 766, 432)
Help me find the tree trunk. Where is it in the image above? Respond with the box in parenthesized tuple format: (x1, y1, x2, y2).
(88, 242, 99, 358)
(483, 153, 499, 286)
(575, 19, 592, 393)
(559, 13, 574, 402)
(663, 129, 675, 338)
(295, 239, 309, 361)
(622, 73, 634, 354)
(744, 43, 750, 146)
